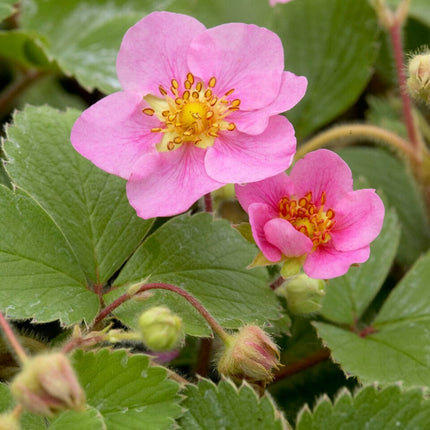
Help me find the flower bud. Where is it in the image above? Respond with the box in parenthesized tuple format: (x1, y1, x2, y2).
(0, 413, 20, 430)
(217, 325, 281, 385)
(407, 52, 430, 104)
(138, 306, 184, 352)
(10, 352, 85, 417)
(279, 274, 326, 315)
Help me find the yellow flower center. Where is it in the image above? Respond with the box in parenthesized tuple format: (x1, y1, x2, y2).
(278, 191, 336, 250)
(142, 73, 239, 152)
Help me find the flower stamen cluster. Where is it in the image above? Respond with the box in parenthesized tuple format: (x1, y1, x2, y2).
(278, 191, 336, 250)
(143, 72, 239, 151)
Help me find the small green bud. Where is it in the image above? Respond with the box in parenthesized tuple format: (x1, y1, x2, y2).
(138, 306, 184, 351)
(217, 325, 281, 385)
(10, 352, 86, 418)
(279, 274, 326, 315)
(0, 413, 20, 430)
(407, 52, 430, 104)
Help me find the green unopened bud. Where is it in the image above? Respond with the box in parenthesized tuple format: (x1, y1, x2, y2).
(407, 52, 430, 104)
(217, 325, 281, 385)
(10, 352, 86, 417)
(279, 274, 326, 315)
(0, 413, 20, 430)
(138, 306, 184, 351)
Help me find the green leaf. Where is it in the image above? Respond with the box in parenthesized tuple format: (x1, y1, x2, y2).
(274, 0, 379, 139)
(0, 0, 17, 22)
(178, 378, 288, 429)
(48, 409, 105, 430)
(315, 250, 430, 387)
(0, 186, 98, 324)
(320, 209, 400, 325)
(19, 0, 173, 93)
(72, 349, 181, 430)
(296, 385, 430, 430)
(104, 213, 278, 337)
(337, 147, 430, 265)
(0, 383, 46, 429)
(3, 106, 153, 285)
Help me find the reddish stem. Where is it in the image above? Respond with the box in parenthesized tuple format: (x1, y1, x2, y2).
(204, 193, 213, 213)
(272, 348, 331, 383)
(388, 22, 420, 155)
(92, 282, 229, 342)
(0, 312, 27, 364)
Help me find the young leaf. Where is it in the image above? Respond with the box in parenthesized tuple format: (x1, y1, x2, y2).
(315, 250, 430, 387)
(321, 209, 400, 325)
(71, 349, 182, 430)
(296, 385, 430, 430)
(3, 106, 153, 285)
(0, 186, 98, 324)
(178, 378, 288, 430)
(104, 213, 279, 337)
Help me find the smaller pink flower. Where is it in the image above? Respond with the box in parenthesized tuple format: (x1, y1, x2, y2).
(269, 0, 293, 6)
(235, 149, 385, 279)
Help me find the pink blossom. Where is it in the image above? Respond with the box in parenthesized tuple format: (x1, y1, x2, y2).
(235, 149, 385, 279)
(71, 12, 307, 219)
(269, 0, 293, 6)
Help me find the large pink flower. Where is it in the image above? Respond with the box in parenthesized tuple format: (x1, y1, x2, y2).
(235, 149, 385, 279)
(70, 12, 307, 219)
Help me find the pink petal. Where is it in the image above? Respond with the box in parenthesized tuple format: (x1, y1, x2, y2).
(290, 149, 353, 207)
(233, 72, 308, 135)
(331, 189, 385, 251)
(304, 245, 370, 279)
(205, 115, 296, 183)
(117, 12, 206, 94)
(264, 218, 313, 257)
(188, 23, 284, 110)
(70, 91, 159, 179)
(235, 173, 293, 214)
(248, 203, 282, 262)
(127, 146, 223, 219)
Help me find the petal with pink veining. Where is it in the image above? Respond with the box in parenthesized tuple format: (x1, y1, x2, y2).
(71, 91, 159, 179)
(235, 174, 293, 214)
(205, 116, 296, 183)
(304, 245, 370, 279)
(331, 189, 385, 251)
(188, 23, 284, 110)
(264, 218, 313, 257)
(233, 72, 308, 135)
(127, 145, 223, 219)
(117, 12, 206, 94)
(290, 149, 353, 207)
(248, 203, 282, 262)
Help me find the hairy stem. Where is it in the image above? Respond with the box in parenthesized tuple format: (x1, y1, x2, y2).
(0, 312, 27, 364)
(295, 123, 418, 163)
(92, 282, 230, 342)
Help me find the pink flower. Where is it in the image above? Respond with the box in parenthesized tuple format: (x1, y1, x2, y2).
(70, 12, 307, 219)
(269, 0, 293, 6)
(235, 149, 385, 279)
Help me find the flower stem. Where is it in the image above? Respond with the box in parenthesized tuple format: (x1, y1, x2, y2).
(0, 312, 27, 364)
(0, 69, 45, 117)
(203, 193, 213, 213)
(388, 14, 422, 156)
(271, 348, 331, 383)
(92, 282, 230, 342)
(295, 123, 418, 163)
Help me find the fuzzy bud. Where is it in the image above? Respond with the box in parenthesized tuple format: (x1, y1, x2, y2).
(407, 53, 430, 104)
(138, 306, 184, 352)
(279, 274, 326, 315)
(217, 325, 281, 385)
(0, 413, 20, 430)
(10, 352, 85, 417)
